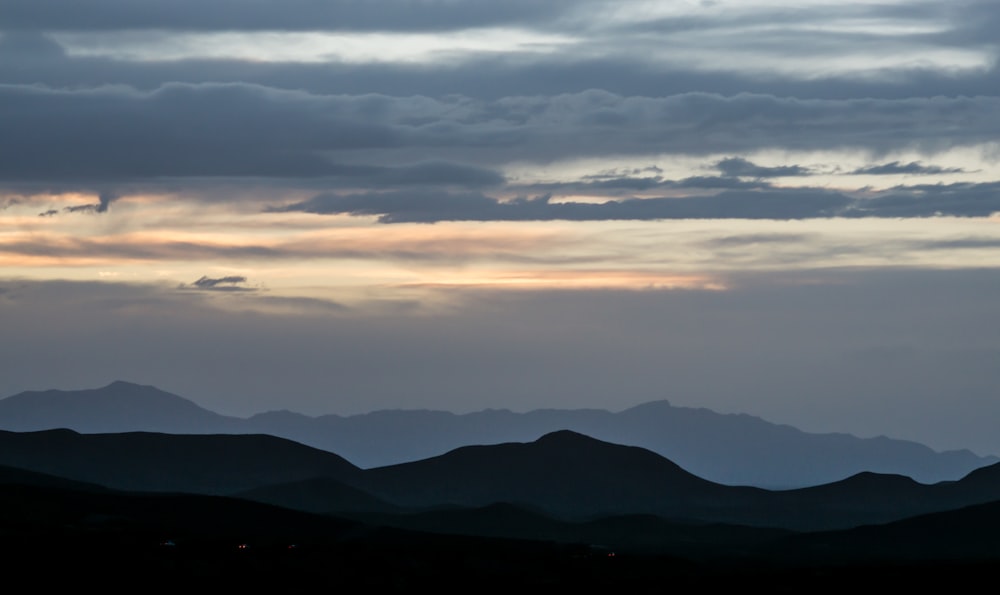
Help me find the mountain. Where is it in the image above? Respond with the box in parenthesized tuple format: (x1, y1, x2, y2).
(343, 431, 1000, 531)
(0, 463, 111, 492)
(0, 380, 243, 433)
(234, 476, 403, 516)
(344, 502, 793, 559)
(5, 478, 998, 590)
(771, 498, 1000, 564)
(352, 430, 766, 520)
(244, 404, 996, 488)
(0, 428, 361, 494)
(1, 380, 996, 487)
(5, 425, 1000, 533)
(5, 426, 1000, 587)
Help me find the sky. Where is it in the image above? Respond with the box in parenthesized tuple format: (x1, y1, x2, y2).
(1, 0, 999, 456)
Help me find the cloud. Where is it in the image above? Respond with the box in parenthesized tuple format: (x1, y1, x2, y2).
(3, 83, 998, 189)
(53, 191, 118, 215)
(181, 275, 256, 292)
(522, 173, 769, 196)
(715, 157, 813, 178)
(4, 40, 998, 106)
(271, 179, 1000, 223)
(707, 233, 816, 247)
(0, 1, 583, 32)
(849, 182, 1000, 218)
(0, 30, 67, 59)
(850, 161, 967, 176)
(64, 204, 99, 213)
(271, 187, 855, 223)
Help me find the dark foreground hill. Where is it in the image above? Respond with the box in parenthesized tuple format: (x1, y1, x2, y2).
(2, 477, 999, 591)
(5, 427, 1000, 534)
(1, 380, 994, 487)
(345, 430, 1000, 531)
(1, 428, 999, 589)
(0, 428, 361, 493)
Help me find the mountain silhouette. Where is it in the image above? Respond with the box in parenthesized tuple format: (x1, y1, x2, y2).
(4, 425, 1000, 587)
(335, 431, 1000, 531)
(1, 380, 995, 488)
(352, 430, 762, 520)
(4, 424, 1000, 532)
(0, 380, 243, 433)
(0, 428, 360, 494)
(773, 498, 1000, 563)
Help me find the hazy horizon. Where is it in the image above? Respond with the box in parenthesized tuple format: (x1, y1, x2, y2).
(2, 2, 999, 457)
(4, 373, 1000, 460)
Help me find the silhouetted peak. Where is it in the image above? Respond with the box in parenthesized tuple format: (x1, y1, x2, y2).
(959, 460, 1000, 483)
(104, 380, 151, 390)
(534, 429, 603, 445)
(19, 428, 82, 438)
(620, 399, 673, 413)
(839, 471, 921, 486)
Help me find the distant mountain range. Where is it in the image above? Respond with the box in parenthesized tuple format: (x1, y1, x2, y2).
(0, 380, 995, 488)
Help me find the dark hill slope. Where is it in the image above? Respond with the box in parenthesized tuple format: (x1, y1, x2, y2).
(0, 428, 361, 494)
(354, 430, 769, 520)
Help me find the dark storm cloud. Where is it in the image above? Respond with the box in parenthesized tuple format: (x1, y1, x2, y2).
(850, 161, 967, 176)
(0, 0, 583, 32)
(3, 82, 999, 188)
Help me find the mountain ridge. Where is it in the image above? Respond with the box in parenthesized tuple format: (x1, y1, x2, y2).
(0, 380, 995, 488)
(4, 425, 1000, 534)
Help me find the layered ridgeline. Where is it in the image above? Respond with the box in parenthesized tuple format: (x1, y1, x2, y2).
(3, 427, 1000, 537)
(0, 381, 995, 488)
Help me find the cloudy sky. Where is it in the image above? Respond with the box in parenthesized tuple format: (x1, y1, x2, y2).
(2, 0, 999, 455)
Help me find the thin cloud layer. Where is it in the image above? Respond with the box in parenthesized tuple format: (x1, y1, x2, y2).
(271, 183, 1000, 223)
